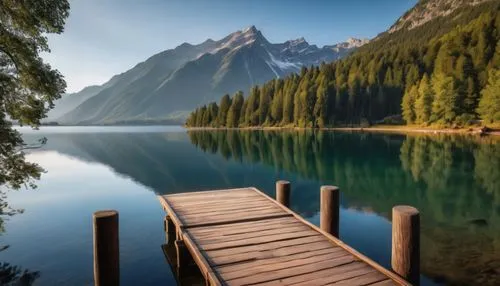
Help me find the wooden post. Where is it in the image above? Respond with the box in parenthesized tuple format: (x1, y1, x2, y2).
(320, 186, 340, 237)
(175, 239, 189, 270)
(276, 180, 291, 208)
(93, 210, 119, 286)
(164, 215, 176, 243)
(391, 205, 420, 285)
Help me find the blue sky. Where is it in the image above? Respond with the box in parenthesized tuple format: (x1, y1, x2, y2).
(43, 0, 417, 93)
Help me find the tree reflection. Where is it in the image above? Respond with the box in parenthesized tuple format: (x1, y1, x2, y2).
(188, 129, 500, 285)
(0, 262, 40, 286)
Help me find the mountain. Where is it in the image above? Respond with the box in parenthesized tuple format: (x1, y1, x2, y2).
(388, 0, 493, 33)
(44, 85, 104, 122)
(186, 0, 500, 128)
(57, 27, 367, 125)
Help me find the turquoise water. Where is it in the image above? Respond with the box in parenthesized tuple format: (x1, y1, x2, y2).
(1, 126, 498, 285)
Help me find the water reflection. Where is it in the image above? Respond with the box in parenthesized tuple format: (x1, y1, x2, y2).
(187, 130, 500, 286)
(10, 128, 500, 285)
(0, 262, 40, 286)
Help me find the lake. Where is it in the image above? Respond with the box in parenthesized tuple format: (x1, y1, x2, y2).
(1, 126, 499, 285)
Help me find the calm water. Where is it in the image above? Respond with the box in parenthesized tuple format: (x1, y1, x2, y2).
(1, 126, 499, 285)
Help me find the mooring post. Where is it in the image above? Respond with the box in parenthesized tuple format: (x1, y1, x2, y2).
(391, 205, 420, 286)
(93, 210, 119, 286)
(276, 180, 291, 208)
(320, 186, 340, 237)
(164, 215, 176, 243)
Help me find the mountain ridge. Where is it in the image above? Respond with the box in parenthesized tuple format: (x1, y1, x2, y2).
(56, 26, 367, 125)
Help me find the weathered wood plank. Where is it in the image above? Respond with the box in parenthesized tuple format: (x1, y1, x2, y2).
(217, 247, 344, 275)
(219, 250, 351, 281)
(181, 207, 283, 222)
(288, 265, 377, 286)
(206, 236, 327, 259)
(201, 230, 319, 251)
(225, 255, 357, 286)
(195, 225, 309, 244)
(172, 201, 273, 214)
(327, 271, 388, 285)
(181, 213, 293, 229)
(189, 217, 298, 236)
(368, 279, 398, 286)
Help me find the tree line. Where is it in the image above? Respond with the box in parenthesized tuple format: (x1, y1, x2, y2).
(186, 4, 500, 128)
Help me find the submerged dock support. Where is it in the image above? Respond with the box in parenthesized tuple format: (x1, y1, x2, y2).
(392, 205, 420, 286)
(93, 210, 119, 286)
(164, 215, 176, 243)
(320, 186, 340, 237)
(276, 180, 291, 208)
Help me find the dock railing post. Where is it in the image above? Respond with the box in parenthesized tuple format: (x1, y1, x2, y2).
(276, 180, 291, 208)
(93, 210, 119, 286)
(391, 205, 420, 286)
(320, 186, 340, 237)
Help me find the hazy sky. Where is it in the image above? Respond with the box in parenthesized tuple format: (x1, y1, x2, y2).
(43, 0, 417, 93)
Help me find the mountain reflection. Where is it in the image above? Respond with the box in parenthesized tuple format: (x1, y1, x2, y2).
(26, 129, 500, 285)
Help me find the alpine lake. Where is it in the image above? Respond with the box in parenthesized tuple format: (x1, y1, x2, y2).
(1, 126, 499, 285)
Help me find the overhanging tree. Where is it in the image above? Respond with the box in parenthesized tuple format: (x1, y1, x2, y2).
(1, 0, 69, 191)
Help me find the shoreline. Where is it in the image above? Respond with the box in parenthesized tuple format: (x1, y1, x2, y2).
(186, 125, 500, 136)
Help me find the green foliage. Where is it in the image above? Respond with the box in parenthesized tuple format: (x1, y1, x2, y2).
(186, 2, 500, 128)
(477, 69, 500, 123)
(1, 0, 69, 191)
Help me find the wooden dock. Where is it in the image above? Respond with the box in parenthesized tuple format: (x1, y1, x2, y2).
(158, 185, 417, 286)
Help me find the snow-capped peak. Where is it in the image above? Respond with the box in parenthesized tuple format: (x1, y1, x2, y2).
(242, 25, 258, 34)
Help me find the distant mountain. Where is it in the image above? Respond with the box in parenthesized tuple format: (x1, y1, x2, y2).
(44, 85, 104, 122)
(57, 26, 367, 125)
(388, 0, 493, 33)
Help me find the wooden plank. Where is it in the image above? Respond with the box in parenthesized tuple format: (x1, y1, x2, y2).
(165, 187, 252, 197)
(158, 195, 185, 228)
(189, 217, 298, 236)
(217, 247, 344, 275)
(180, 213, 293, 229)
(181, 231, 223, 286)
(195, 225, 309, 244)
(201, 230, 319, 251)
(193, 221, 303, 239)
(206, 236, 328, 259)
(327, 271, 388, 285)
(172, 201, 273, 214)
(206, 240, 334, 266)
(288, 265, 377, 286)
(170, 197, 269, 209)
(181, 207, 283, 222)
(225, 255, 357, 285)
(219, 250, 351, 281)
(368, 279, 398, 286)
(254, 262, 369, 286)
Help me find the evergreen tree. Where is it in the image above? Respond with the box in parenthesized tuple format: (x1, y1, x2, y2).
(477, 69, 500, 123)
(402, 85, 418, 124)
(415, 74, 433, 124)
(217, 94, 231, 126)
(226, 91, 244, 127)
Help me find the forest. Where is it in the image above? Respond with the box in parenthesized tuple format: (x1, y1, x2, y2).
(186, 3, 500, 128)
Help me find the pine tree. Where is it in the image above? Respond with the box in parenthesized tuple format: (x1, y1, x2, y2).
(226, 91, 244, 127)
(217, 94, 231, 126)
(415, 74, 433, 124)
(402, 85, 417, 124)
(314, 77, 328, 127)
(477, 69, 500, 123)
